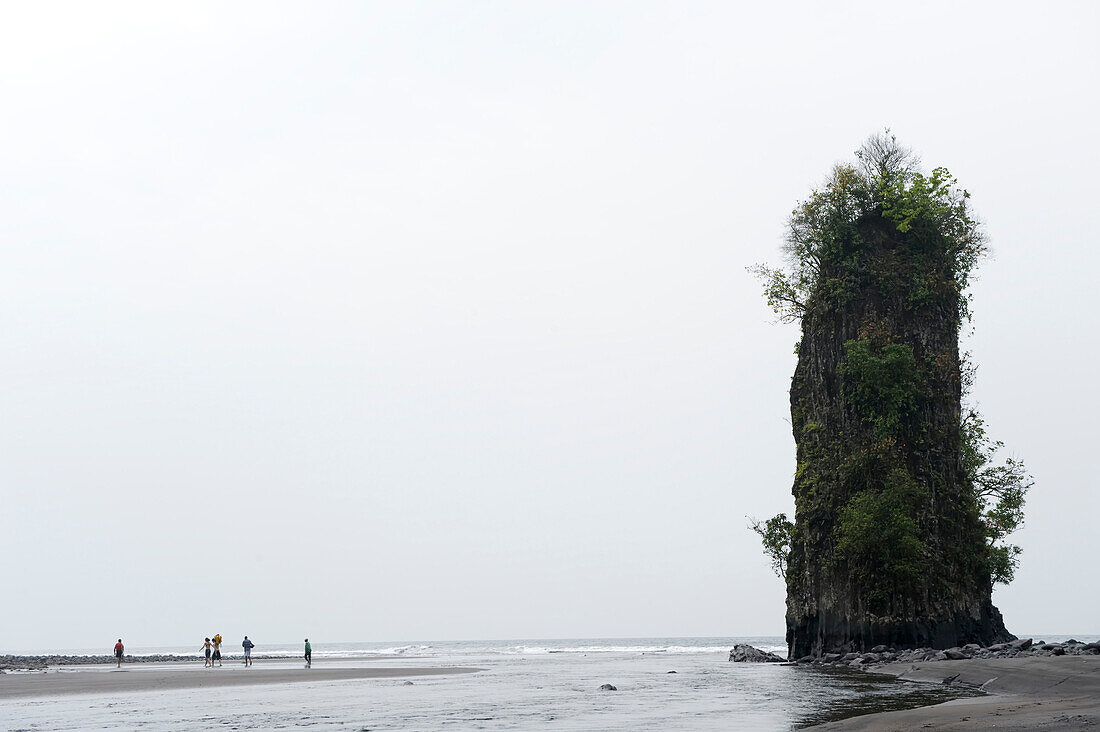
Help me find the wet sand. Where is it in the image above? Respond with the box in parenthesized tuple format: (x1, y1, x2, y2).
(809, 655, 1100, 730)
(0, 661, 482, 700)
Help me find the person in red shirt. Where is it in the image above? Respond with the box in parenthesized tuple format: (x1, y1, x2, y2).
(114, 639, 124, 668)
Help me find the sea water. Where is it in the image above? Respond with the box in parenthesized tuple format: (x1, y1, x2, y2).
(1, 636, 988, 730)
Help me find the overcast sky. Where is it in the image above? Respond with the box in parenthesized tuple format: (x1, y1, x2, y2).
(2, 1, 1097, 653)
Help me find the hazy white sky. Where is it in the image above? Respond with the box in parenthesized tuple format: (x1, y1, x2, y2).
(1, 1, 1098, 653)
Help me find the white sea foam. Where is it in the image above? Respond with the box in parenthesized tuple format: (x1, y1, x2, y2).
(29, 638, 789, 660)
(492, 643, 740, 655)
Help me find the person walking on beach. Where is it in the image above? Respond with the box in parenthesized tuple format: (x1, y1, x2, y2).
(242, 636, 255, 666)
(304, 638, 311, 668)
(201, 638, 213, 667)
(113, 639, 124, 669)
(212, 634, 222, 667)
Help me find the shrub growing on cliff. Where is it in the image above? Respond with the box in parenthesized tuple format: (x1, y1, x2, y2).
(961, 409, 1032, 584)
(840, 339, 919, 440)
(749, 513, 794, 579)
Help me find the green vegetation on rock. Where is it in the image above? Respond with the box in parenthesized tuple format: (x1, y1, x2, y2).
(750, 132, 1030, 657)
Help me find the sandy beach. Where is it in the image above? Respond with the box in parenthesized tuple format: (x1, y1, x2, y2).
(0, 661, 482, 700)
(809, 655, 1100, 730)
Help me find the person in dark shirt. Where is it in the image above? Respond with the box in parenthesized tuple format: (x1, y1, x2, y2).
(304, 638, 312, 668)
(113, 639, 124, 669)
(242, 636, 255, 666)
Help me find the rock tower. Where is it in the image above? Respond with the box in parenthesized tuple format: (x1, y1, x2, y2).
(773, 138, 1014, 658)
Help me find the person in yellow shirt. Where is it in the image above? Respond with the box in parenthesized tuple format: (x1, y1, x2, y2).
(212, 634, 223, 667)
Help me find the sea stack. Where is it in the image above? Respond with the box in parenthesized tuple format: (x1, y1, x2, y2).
(776, 136, 1014, 658)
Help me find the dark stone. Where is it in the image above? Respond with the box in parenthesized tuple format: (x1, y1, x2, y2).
(598, 684, 617, 691)
(823, 653, 843, 663)
(667, 671, 677, 674)
(945, 649, 968, 660)
(1009, 638, 1033, 651)
(870, 645, 888, 653)
(728, 645, 784, 663)
(1051, 646, 1065, 656)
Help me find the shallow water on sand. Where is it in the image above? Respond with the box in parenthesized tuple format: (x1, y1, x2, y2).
(0, 638, 981, 730)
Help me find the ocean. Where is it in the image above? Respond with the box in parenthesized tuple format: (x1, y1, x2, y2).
(1, 636, 994, 730)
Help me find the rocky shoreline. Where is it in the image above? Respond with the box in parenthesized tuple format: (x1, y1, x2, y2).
(729, 638, 1100, 670)
(808, 654, 1100, 730)
(0, 654, 298, 671)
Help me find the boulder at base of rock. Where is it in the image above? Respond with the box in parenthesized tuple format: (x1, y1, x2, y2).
(1009, 638, 1033, 651)
(598, 684, 617, 691)
(728, 645, 784, 663)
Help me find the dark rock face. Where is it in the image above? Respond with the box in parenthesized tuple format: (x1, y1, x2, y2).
(784, 215, 1014, 659)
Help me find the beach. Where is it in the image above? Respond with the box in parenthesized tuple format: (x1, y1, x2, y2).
(3, 639, 1098, 729)
(0, 637, 973, 729)
(810, 655, 1100, 730)
(0, 660, 480, 700)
